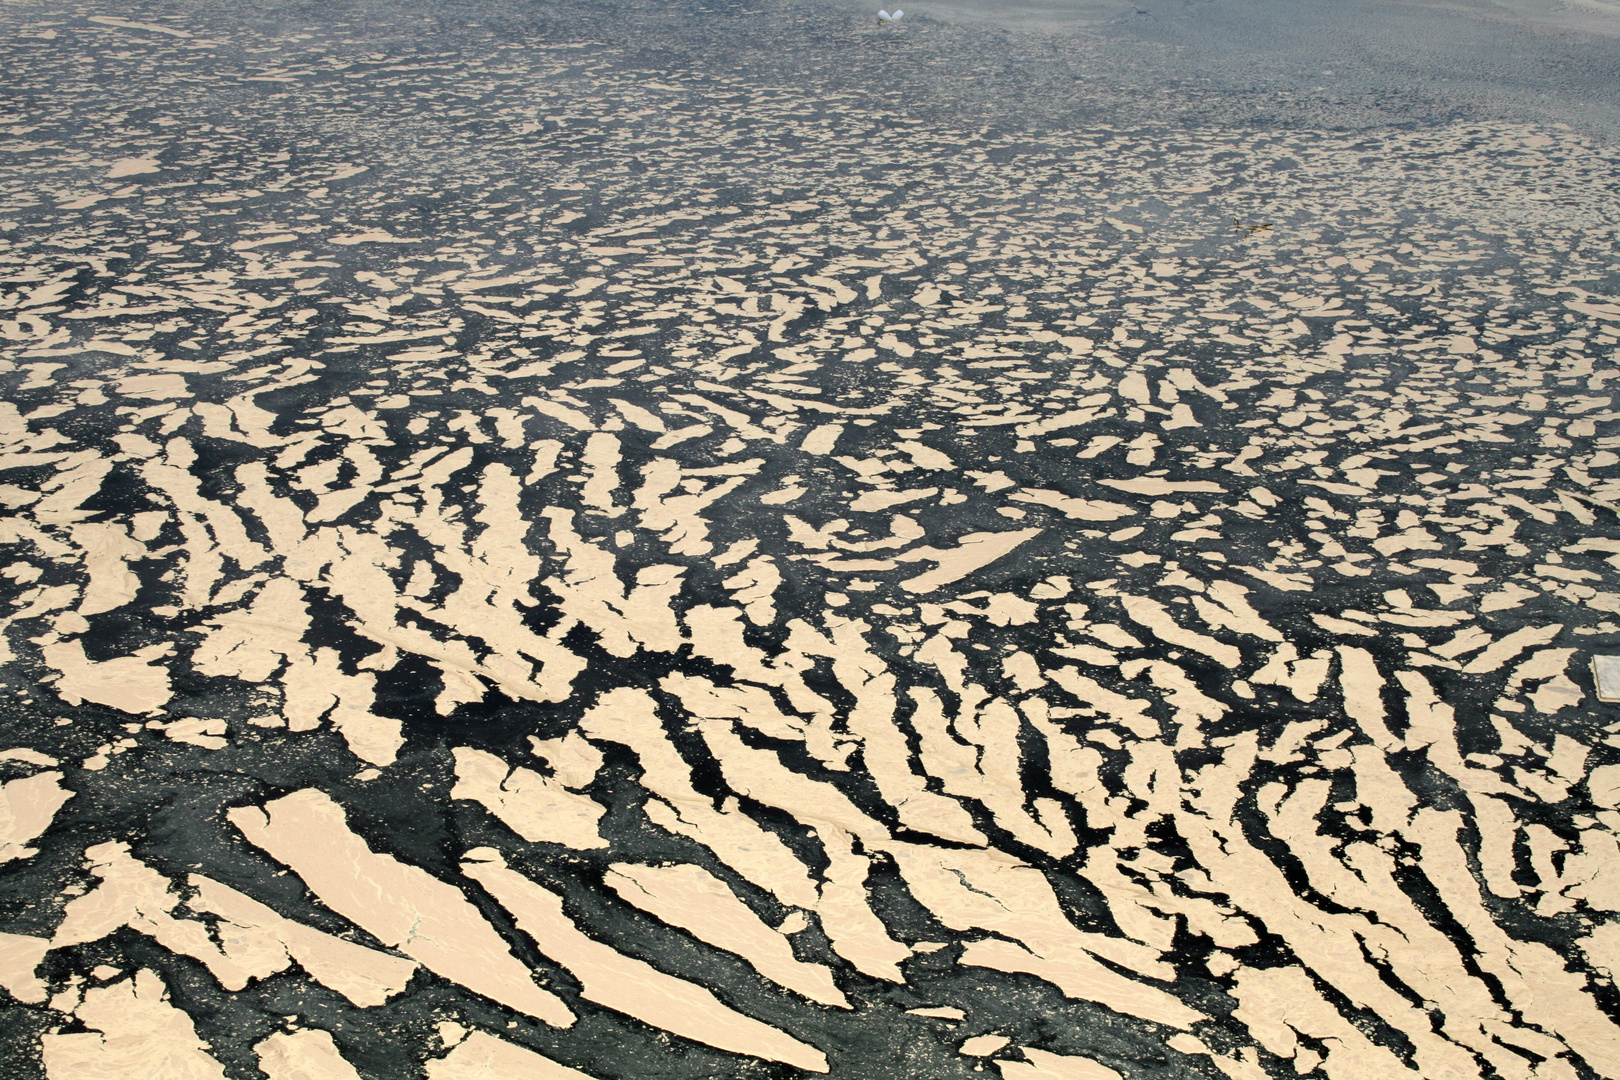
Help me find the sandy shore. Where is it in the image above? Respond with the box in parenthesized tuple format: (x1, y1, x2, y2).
(1, 1, 1619, 1079)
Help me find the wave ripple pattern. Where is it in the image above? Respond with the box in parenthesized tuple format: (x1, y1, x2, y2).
(2, 3, 1620, 1079)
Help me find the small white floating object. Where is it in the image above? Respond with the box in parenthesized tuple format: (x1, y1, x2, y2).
(1594, 655, 1620, 702)
(877, 8, 904, 21)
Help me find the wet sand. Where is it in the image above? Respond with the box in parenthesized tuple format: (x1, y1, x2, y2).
(811, 0, 1620, 140)
(2, 1, 1620, 1078)
(873, 0, 1620, 36)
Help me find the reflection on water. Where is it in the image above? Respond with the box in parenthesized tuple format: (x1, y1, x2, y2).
(858, 0, 1137, 31)
(851, 0, 1620, 35)
(807, 0, 1620, 142)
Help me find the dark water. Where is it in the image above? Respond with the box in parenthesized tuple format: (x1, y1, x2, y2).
(1, 2, 1620, 1079)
